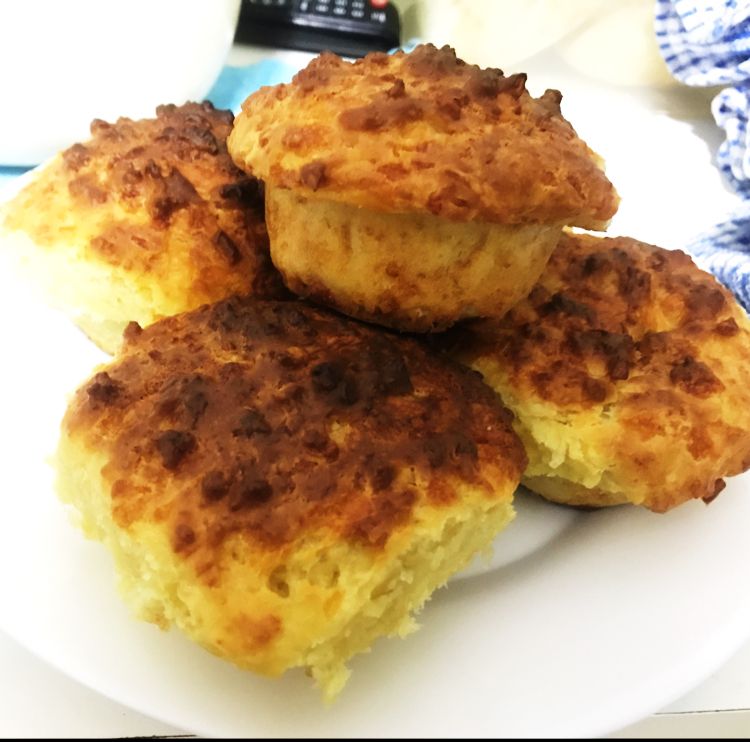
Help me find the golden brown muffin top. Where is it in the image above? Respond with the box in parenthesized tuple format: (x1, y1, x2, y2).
(64, 298, 525, 570)
(228, 45, 619, 228)
(450, 232, 750, 510)
(4, 101, 285, 300)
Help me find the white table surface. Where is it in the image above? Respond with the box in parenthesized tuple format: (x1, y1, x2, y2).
(5, 4, 750, 738)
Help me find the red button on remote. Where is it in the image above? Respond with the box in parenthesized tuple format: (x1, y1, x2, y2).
(370, 0, 388, 8)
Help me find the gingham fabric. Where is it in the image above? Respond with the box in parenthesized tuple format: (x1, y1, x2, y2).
(656, 0, 750, 310)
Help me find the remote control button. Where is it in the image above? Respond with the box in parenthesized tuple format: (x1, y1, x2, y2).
(351, 8, 365, 18)
(298, 0, 310, 10)
(314, 1, 330, 13)
(370, 0, 388, 7)
(370, 9, 387, 22)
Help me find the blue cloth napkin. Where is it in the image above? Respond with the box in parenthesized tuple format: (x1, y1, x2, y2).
(0, 166, 30, 188)
(657, 0, 750, 310)
(206, 59, 300, 113)
(0, 59, 301, 188)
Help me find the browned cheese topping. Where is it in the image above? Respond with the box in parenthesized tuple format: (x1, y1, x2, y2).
(7, 102, 286, 301)
(457, 233, 739, 408)
(67, 299, 526, 574)
(229, 44, 619, 228)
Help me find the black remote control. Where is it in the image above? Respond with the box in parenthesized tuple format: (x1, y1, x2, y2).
(235, 0, 401, 58)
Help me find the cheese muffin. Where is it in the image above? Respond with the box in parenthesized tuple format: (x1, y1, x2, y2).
(447, 232, 750, 512)
(228, 44, 619, 332)
(0, 102, 285, 353)
(56, 297, 525, 698)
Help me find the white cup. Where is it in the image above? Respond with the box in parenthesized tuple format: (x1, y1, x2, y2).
(0, 0, 241, 166)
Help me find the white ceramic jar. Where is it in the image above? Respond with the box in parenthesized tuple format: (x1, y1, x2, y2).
(0, 0, 240, 165)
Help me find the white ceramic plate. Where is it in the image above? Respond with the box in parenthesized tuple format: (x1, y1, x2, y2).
(1, 47, 749, 737)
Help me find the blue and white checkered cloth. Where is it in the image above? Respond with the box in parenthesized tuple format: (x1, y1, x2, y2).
(657, 0, 750, 310)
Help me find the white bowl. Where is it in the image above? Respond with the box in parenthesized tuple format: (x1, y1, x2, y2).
(0, 0, 240, 166)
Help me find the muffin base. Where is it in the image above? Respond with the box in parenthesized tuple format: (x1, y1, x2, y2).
(266, 186, 562, 332)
